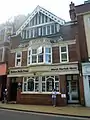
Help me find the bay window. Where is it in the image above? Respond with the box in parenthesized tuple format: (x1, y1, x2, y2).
(27, 46, 52, 65)
(22, 76, 59, 93)
(60, 45, 69, 63)
(15, 52, 22, 67)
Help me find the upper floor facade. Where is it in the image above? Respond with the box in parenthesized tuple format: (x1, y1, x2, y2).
(8, 5, 80, 69)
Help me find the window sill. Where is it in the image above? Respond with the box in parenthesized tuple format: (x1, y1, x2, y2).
(21, 92, 61, 94)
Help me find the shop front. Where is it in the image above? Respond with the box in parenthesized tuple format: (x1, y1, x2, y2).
(0, 63, 7, 100)
(82, 63, 90, 107)
(7, 62, 80, 106)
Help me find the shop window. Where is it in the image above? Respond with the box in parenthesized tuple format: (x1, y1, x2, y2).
(22, 77, 39, 92)
(15, 52, 22, 67)
(22, 76, 59, 93)
(60, 45, 69, 63)
(42, 76, 59, 92)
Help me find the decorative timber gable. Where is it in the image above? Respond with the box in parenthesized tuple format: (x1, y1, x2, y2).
(16, 6, 65, 39)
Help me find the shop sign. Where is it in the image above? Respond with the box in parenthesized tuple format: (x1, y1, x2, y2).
(10, 69, 29, 73)
(51, 66, 78, 71)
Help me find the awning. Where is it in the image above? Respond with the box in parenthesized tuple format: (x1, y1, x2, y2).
(0, 64, 6, 76)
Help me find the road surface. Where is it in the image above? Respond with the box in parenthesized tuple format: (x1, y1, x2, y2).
(0, 109, 89, 120)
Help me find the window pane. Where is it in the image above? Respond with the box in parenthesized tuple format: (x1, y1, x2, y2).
(32, 49, 37, 54)
(61, 53, 67, 62)
(28, 50, 31, 56)
(45, 54, 51, 63)
(23, 30, 26, 39)
(55, 82, 59, 92)
(16, 59, 21, 66)
(67, 75, 72, 81)
(35, 83, 39, 92)
(17, 52, 21, 58)
(28, 57, 30, 64)
(51, 24, 55, 34)
(42, 26, 46, 36)
(47, 26, 50, 35)
(45, 48, 51, 53)
(34, 28, 37, 37)
(27, 30, 29, 38)
(61, 46, 66, 52)
(42, 76, 45, 81)
(28, 79, 34, 91)
(35, 77, 39, 81)
(24, 83, 27, 91)
(37, 27, 42, 36)
(31, 29, 33, 37)
(55, 76, 59, 81)
(73, 75, 78, 80)
(38, 54, 43, 63)
(42, 83, 45, 92)
(32, 55, 37, 63)
(47, 78, 54, 92)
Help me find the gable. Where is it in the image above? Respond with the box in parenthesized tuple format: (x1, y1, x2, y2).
(16, 6, 65, 35)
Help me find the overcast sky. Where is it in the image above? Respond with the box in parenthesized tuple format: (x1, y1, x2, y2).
(0, 0, 85, 23)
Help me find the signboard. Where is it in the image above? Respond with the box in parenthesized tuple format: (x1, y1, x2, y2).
(10, 69, 29, 74)
(9, 63, 78, 75)
(51, 66, 78, 72)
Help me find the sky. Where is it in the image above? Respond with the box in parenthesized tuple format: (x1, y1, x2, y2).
(0, 0, 85, 24)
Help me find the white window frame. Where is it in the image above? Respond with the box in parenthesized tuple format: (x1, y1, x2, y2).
(60, 45, 69, 63)
(22, 77, 39, 93)
(22, 76, 60, 93)
(15, 52, 22, 67)
(41, 76, 59, 92)
(44, 46, 52, 64)
(27, 46, 52, 65)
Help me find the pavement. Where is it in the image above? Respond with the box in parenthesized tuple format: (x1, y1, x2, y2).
(0, 102, 90, 118)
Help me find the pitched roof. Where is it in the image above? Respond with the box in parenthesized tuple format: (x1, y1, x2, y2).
(16, 5, 65, 36)
(76, 2, 90, 14)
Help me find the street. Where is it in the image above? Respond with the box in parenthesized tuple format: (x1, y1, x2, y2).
(0, 109, 89, 120)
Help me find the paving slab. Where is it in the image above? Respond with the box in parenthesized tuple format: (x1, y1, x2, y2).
(0, 103, 90, 118)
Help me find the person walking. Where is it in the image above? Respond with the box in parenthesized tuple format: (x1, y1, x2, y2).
(52, 89, 57, 107)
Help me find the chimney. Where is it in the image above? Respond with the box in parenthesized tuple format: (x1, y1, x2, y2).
(69, 2, 76, 21)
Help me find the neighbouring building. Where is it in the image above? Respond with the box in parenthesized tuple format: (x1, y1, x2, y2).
(0, 25, 13, 100)
(6, 4, 84, 106)
(75, 1, 90, 107)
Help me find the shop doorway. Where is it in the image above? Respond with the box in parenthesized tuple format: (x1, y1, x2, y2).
(0, 75, 7, 101)
(66, 75, 79, 103)
(10, 78, 17, 101)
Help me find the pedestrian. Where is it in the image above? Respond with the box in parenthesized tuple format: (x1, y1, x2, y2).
(3, 88, 8, 103)
(52, 89, 57, 107)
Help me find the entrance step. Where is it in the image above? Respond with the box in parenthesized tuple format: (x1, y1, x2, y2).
(8, 101, 16, 104)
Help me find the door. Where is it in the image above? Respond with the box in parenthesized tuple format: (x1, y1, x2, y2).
(67, 75, 79, 103)
(10, 78, 17, 101)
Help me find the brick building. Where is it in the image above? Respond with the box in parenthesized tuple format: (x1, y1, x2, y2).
(0, 26, 13, 100)
(75, 1, 90, 107)
(6, 5, 84, 106)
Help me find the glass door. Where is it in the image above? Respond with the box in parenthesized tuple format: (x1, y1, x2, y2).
(67, 75, 79, 103)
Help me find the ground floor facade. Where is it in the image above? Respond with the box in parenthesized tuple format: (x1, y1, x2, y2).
(7, 62, 84, 106)
(0, 63, 7, 100)
(82, 63, 90, 107)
